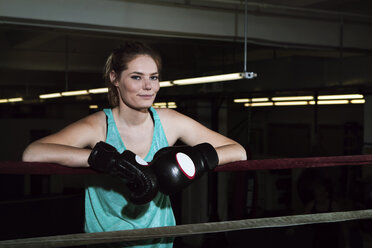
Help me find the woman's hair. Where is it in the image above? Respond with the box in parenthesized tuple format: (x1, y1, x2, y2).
(103, 41, 162, 107)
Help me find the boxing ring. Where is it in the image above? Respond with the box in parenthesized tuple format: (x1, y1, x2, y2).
(1, 154, 372, 247)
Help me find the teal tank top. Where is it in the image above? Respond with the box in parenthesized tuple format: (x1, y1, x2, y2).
(84, 107, 176, 248)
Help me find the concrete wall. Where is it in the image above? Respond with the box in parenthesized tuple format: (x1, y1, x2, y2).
(1, 0, 371, 49)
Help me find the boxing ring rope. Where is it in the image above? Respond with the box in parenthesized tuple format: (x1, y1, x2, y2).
(1, 154, 372, 247)
(1, 154, 372, 175)
(216, 154, 372, 171)
(1, 209, 372, 248)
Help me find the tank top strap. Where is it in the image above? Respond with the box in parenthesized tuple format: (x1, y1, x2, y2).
(146, 107, 169, 161)
(149, 106, 162, 129)
(102, 108, 125, 153)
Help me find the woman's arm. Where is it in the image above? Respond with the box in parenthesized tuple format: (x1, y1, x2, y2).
(158, 109, 247, 165)
(22, 111, 106, 167)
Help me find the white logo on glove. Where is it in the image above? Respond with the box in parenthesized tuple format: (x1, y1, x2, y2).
(176, 152, 196, 179)
(135, 155, 149, 166)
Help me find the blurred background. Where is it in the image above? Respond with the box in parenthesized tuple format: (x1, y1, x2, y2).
(1, 0, 372, 247)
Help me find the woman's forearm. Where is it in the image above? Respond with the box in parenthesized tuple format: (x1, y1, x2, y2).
(22, 142, 91, 167)
(215, 143, 247, 166)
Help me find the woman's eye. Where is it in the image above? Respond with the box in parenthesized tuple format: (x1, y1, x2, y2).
(131, 75, 141, 80)
(150, 76, 159, 81)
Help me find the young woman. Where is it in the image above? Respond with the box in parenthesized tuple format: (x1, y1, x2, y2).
(22, 41, 247, 247)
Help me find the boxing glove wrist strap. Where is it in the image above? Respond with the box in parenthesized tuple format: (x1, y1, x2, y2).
(88, 141, 118, 173)
(194, 143, 219, 171)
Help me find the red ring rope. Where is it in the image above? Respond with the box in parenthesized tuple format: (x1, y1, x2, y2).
(216, 154, 372, 171)
(1, 154, 372, 174)
(0, 161, 95, 174)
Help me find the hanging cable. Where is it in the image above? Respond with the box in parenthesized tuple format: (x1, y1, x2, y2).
(339, 16, 344, 85)
(244, 0, 248, 73)
(242, 0, 256, 80)
(65, 35, 69, 91)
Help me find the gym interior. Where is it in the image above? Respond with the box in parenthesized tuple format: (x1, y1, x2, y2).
(1, 0, 372, 247)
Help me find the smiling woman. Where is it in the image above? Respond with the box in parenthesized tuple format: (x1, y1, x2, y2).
(22, 40, 246, 248)
(111, 55, 160, 111)
(104, 42, 162, 108)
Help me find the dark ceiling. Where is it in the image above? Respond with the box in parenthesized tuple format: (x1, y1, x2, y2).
(1, 0, 372, 104)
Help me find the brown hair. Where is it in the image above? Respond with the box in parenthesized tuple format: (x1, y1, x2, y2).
(103, 41, 162, 107)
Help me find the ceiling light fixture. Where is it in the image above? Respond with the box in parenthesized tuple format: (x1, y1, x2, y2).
(39, 93, 62, 99)
(310, 100, 350, 105)
(61, 90, 89, 96)
(0, 99, 8, 103)
(351, 99, 365, 104)
(317, 94, 363, 100)
(236, 94, 365, 106)
(234, 98, 250, 103)
(245, 102, 274, 107)
(88, 88, 108, 94)
(159, 81, 173, 87)
(274, 101, 309, 106)
(153, 102, 167, 106)
(153, 101, 177, 109)
(8, 97, 23, 102)
(167, 102, 177, 108)
(272, 96, 314, 101)
(172, 72, 256, 86)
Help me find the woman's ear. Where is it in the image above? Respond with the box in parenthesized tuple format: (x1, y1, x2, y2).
(110, 71, 119, 86)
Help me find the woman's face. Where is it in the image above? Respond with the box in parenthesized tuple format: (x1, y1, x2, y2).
(113, 55, 160, 110)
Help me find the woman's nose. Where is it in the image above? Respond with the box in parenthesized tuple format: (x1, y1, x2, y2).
(143, 79, 152, 90)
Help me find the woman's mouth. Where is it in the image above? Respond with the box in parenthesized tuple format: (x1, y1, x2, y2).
(138, 94, 154, 99)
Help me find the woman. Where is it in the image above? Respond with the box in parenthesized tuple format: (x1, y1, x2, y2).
(22, 41, 247, 247)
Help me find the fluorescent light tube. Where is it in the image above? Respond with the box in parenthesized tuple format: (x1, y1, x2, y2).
(274, 101, 308, 106)
(153, 102, 177, 108)
(310, 100, 349, 105)
(173, 73, 243, 85)
(89, 105, 99, 109)
(159, 81, 173, 87)
(0, 99, 8, 103)
(251, 97, 269, 102)
(351, 99, 365, 104)
(234, 98, 250, 103)
(61, 90, 89, 96)
(245, 102, 273, 107)
(272, 96, 313, 101)
(153, 102, 167, 108)
(167, 102, 177, 108)
(153, 102, 167, 106)
(39, 93, 62, 99)
(234, 98, 269, 103)
(318, 94, 363, 100)
(8, 97, 23, 102)
(88, 88, 108, 94)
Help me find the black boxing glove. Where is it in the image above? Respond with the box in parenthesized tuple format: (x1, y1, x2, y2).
(88, 141, 158, 205)
(151, 143, 219, 195)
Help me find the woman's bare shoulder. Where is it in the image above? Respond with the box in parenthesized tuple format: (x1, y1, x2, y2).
(65, 110, 106, 139)
(155, 108, 184, 121)
(81, 110, 106, 128)
(154, 108, 185, 145)
(34, 110, 107, 148)
(77, 110, 107, 140)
